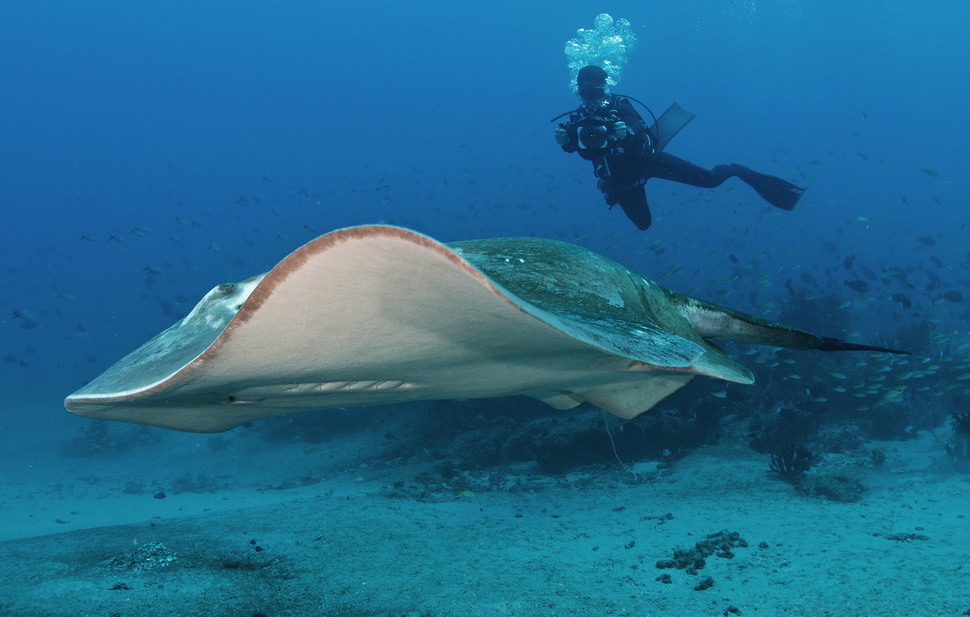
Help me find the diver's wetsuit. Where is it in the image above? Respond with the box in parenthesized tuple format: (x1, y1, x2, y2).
(557, 94, 803, 230)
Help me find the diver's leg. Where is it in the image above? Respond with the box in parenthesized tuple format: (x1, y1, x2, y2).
(595, 158, 653, 230)
(618, 186, 652, 230)
(651, 154, 803, 210)
(648, 152, 734, 188)
(727, 164, 804, 211)
(603, 182, 652, 230)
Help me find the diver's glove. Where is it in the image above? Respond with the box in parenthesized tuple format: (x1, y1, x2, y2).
(597, 178, 619, 206)
(554, 127, 570, 147)
(613, 121, 628, 141)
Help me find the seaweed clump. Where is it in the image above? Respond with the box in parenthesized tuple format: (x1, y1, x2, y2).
(953, 410, 970, 435)
(945, 410, 970, 465)
(109, 542, 178, 572)
(769, 444, 814, 483)
(655, 530, 749, 576)
(771, 447, 868, 502)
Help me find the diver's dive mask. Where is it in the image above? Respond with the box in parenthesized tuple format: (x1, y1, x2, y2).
(578, 83, 606, 103)
(577, 65, 610, 107)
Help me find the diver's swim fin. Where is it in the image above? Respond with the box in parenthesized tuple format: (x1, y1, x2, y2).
(651, 103, 695, 152)
(730, 164, 804, 211)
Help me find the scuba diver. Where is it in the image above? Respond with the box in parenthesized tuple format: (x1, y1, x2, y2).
(553, 65, 804, 230)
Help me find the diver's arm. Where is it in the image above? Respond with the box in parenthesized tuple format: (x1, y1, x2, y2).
(614, 98, 654, 148)
(614, 98, 648, 131)
(555, 121, 579, 153)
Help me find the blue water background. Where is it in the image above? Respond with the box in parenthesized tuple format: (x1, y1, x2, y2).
(1, 1, 968, 440)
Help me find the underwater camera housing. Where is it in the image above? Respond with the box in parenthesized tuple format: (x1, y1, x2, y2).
(562, 111, 624, 160)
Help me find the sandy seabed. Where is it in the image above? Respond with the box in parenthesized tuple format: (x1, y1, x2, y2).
(1, 422, 968, 617)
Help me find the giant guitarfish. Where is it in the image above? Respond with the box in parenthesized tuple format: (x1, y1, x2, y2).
(65, 225, 904, 432)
